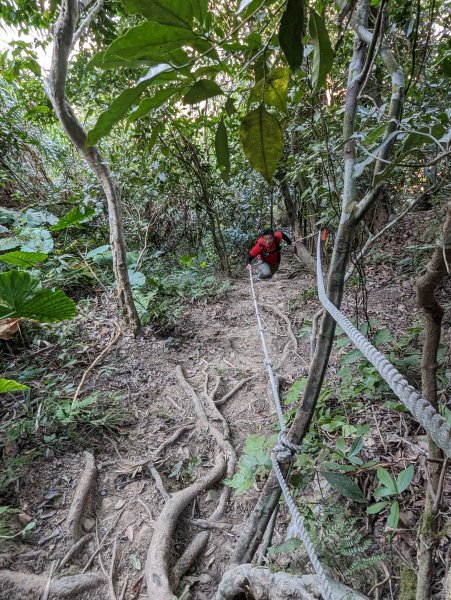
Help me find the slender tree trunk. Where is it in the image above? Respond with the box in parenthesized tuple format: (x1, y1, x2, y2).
(44, 0, 140, 334)
(415, 201, 451, 600)
(231, 0, 371, 563)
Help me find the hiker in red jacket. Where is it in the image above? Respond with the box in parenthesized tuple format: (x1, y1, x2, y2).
(245, 228, 293, 280)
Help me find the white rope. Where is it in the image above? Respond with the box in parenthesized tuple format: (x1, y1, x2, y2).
(248, 269, 334, 600)
(316, 232, 451, 459)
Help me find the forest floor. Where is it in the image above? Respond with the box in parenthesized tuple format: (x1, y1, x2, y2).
(1, 211, 450, 600)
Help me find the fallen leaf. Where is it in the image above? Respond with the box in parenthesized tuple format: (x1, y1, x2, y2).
(129, 553, 141, 571)
(115, 499, 126, 510)
(0, 318, 20, 340)
(18, 513, 33, 524)
(125, 525, 134, 542)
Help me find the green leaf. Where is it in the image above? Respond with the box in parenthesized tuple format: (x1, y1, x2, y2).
(214, 119, 230, 184)
(251, 67, 290, 112)
(267, 538, 302, 557)
(278, 0, 304, 71)
(386, 500, 400, 529)
(183, 79, 223, 104)
(396, 465, 414, 494)
(86, 83, 148, 146)
(284, 378, 305, 405)
(51, 206, 95, 231)
(97, 22, 209, 69)
(121, 0, 194, 29)
(128, 87, 179, 123)
(376, 468, 397, 494)
(0, 251, 48, 269)
(322, 471, 367, 503)
(225, 97, 237, 116)
(0, 379, 30, 394)
(16, 289, 77, 323)
(367, 501, 388, 515)
(373, 329, 394, 347)
(239, 106, 284, 184)
(129, 553, 142, 570)
(20, 227, 53, 254)
(309, 10, 334, 93)
(0, 271, 76, 323)
(0, 271, 40, 311)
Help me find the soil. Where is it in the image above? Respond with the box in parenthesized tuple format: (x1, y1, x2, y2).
(0, 211, 450, 600)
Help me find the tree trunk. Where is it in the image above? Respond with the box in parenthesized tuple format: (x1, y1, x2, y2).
(415, 201, 451, 600)
(44, 0, 140, 334)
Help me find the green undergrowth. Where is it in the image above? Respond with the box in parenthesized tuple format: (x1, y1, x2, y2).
(224, 317, 448, 591)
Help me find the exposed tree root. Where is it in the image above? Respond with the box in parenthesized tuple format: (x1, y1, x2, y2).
(0, 569, 105, 598)
(216, 565, 369, 600)
(172, 530, 210, 588)
(143, 366, 238, 599)
(65, 451, 96, 540)
(214, 375, 257, 406)
(144, 453, 226, 599)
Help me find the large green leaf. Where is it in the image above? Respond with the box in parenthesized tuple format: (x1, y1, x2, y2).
(183, 79, 223, 104)
(121, 0, 194, 28)
(99, 22, 210, 68)
(239, 106, 284, 184)
(51, 206, 95, 231)
(0, 251, 48, 269)
(128, 87, 180, 123)
(15, 289, 77, 323)
(309, 10, 333, 93)
(396, 465, 414, 493)
(251, 67, 290, 112)
(0, 379, 29, 394)
(0, 271, 76, 323)
(86, 84, 148, 146)
(0, 271, 40, 312)
(214, 118, 230, 184)
(322, 471, 367, 503)
(278, 0, 304, 71)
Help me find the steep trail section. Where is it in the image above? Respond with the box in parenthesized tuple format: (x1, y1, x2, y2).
(1, 256, 311, 600)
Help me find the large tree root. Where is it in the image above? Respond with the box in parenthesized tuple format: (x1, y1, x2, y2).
(144, 453, 226, 599)
(216, 565, 368, 600)
(65, 451, 96, 540)
(0, 569, 105, 598)
(144, 366, 239, 599)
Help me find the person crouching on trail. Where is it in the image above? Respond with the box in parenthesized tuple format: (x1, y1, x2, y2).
(245, 228, 293, 280)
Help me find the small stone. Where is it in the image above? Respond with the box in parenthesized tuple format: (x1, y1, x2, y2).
(83, 518, 95, 532)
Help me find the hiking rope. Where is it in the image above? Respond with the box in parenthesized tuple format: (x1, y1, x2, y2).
(248, 268, 334, 600)
(316, 233, 451, 459)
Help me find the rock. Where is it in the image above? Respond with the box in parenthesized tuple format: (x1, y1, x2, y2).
(83, 518, 95, 532)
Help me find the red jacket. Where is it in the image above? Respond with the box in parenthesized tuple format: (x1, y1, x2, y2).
(246, 231, 291, 266)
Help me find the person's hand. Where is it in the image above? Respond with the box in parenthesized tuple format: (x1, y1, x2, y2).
(246, 264, 252, 271)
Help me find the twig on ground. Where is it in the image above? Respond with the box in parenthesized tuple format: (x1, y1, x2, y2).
(65, 451, 96, 540)
(184, 517, 231, 530)
(118, 575, 129, 600)
(82, 508, 125, 573)
(148, 465, 170, 501)
(59, 533, 94, 569)
(72, 326, 122, 408)
(215, 376, 257, 406)
(108, 539, 118, 600)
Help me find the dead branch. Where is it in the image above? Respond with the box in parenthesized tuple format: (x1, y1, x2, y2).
(59, 533, 94, 569)
(144, 454, 226, 599)
(72, 327, 122, 407)
(215, 376, 257, 406)
(184, 517, 231, 530)
(71, 0, 104, 50)
(172, 531, 210, 586)
(148, 465, 170, 501)
(415, 200, 451, 600)
(0, 570, 106, 598)
(65, 451, 96, 540)
(108, 539, 118, 600)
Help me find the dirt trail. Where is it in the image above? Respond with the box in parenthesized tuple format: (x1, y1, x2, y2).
(1, 254, 314, 599)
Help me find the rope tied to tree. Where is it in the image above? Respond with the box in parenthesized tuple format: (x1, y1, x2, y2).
(315, 232, 451, 459)
(248, 269, 334, 600)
